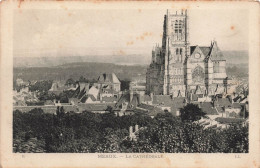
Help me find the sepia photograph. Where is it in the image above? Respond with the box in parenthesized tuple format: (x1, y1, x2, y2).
(12, 7, 250, 153)
(1, 1, 260, 168)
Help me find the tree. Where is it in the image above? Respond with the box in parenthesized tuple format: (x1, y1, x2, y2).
(65, 78, 76, 86)
(106, 106, 114, 113)
(180, 103, 206, 122)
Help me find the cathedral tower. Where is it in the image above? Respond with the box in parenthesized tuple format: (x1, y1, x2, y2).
(146, 9, 227, 97)
(162, 9, 189, 96)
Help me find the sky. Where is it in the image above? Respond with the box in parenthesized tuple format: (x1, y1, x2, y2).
(14, 8, 248, 58)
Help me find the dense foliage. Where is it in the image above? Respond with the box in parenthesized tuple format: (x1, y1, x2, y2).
(29, 80, 53, 93)
(13, 108, 153, 153)
(180, 103, 206, 122)
(13, 108, 248, 153)
(123, 112, 248, 153)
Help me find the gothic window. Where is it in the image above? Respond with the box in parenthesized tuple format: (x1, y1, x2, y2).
(192, 66, 205, 83)
(179, 20, 183, 33)
(174, 20, 183, 34)
(180, 48, 183, 55)
(175, 20, 178, 33)
(176, 48, 179, 55)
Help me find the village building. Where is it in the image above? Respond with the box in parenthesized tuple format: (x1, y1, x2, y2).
(97, 73, 121, 93)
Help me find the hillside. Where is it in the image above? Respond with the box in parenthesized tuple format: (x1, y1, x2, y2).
(13, 50, 248, 68)
(14, 62, 147, 82)
(13, 50, 248, 82)
(13, 55, 151, 67)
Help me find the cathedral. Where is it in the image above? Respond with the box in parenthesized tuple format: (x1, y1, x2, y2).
(146, 9, 228, 97)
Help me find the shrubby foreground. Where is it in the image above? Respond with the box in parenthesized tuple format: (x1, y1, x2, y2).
(13, 108, 248, 153)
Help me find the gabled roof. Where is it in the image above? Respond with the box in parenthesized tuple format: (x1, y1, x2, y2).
(97, 73, 121, 84)
(80, 95, 88, 103)
(115, 92, 139, 110)
(200, 102, 218, 115)
(209, 41, 225, 61)
(79, 82, 89, 92)
(189, 41, 225, 62)
(190, 46, 211, 57)
(87, 94, 97, 101)
(200, 47, 211, 57)
(190, 46, 197, 55)
(217, 98, 232, 107)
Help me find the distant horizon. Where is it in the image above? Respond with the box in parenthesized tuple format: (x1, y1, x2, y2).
(14, 50, 249, 68)
(14, 49, 248, 58)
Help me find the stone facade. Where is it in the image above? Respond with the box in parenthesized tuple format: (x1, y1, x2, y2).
(146, 9, 227, 97)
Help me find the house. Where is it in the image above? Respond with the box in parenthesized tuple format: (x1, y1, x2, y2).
(224, 103, 243, 118)
(214, 97, 232, 108)
(84, 94, 99, 104)
(88, 86, 99, 100)
(199, 102, 218, 115)
(151, 95, 187, 116)
(113, 91, 140, 116)
(97, 73, 121, 92)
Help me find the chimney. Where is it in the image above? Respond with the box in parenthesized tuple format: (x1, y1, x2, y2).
(130, 90, 133, 103)
(198, 102, 202, 108)
(129, 126, 133, 140)
(150, 92, 154, 102)
(135, 124, 139, 132)
(176, 110, 180, 116)
(139, 92, 144, 104)
(212, 97, 217, 107)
